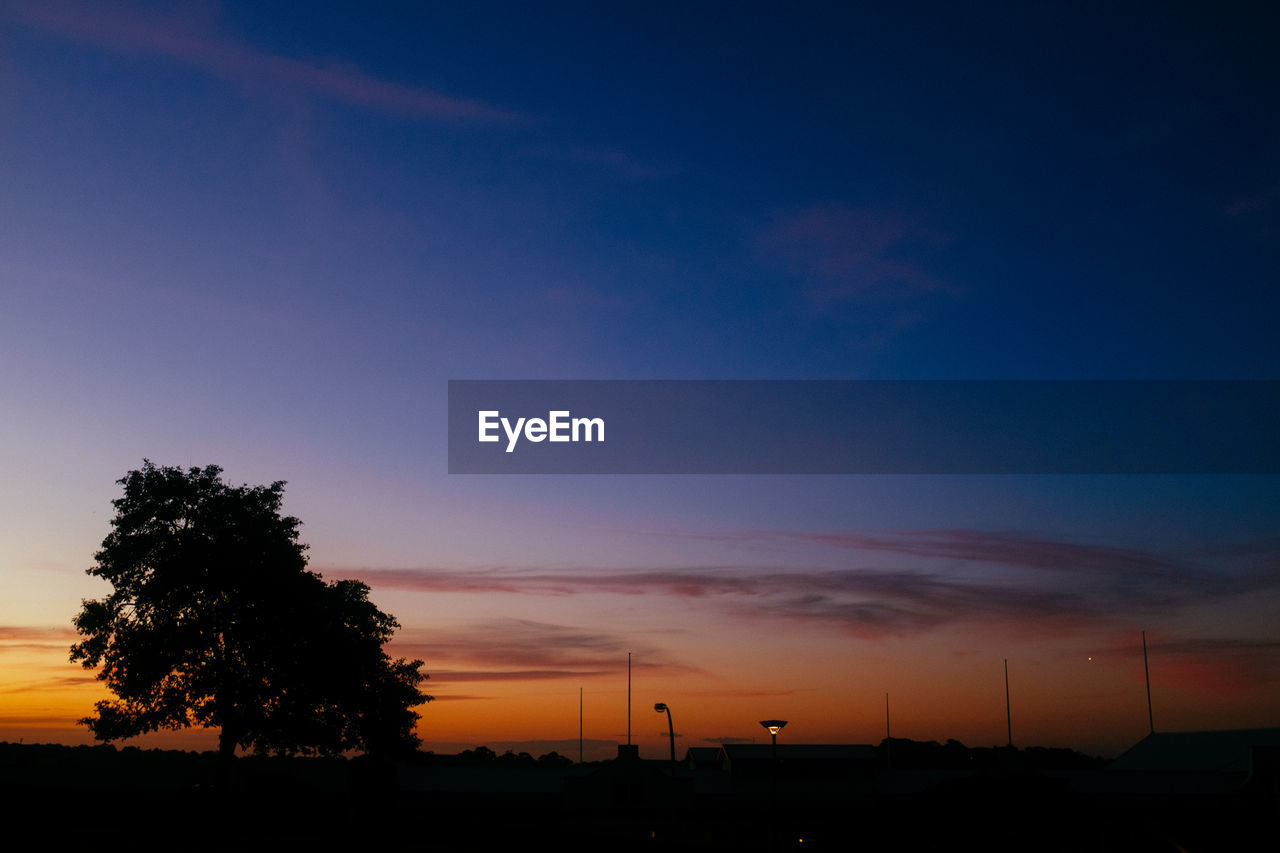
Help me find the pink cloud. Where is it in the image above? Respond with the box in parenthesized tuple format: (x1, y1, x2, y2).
(772, 529, 1186, 578)
(335, 528, 1280, 640)
(0, 626, 79, 641)
(1094, 632, 1280, 698)
(387, 619, 703, 686)
(0, 625, 81, 653)
(427, 669, 613, 683)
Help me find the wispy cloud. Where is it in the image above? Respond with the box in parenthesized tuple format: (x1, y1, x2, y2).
(682, 688, 796, 699)
(0, 625, 80, 653)
(429, 669, 613, 683)
(0, 674, 99, 694)
(523, 144, 679, 180)
(0, 713, 85, 725)
(1097, 636, 1280, 659)
(6, 2, 519, 122)
(389, 618, 701, 686)
(0, 626, 79, 641)
(758, 203, 950, 304)
(351, 566, 769, 597)
(770, 529, 1185, 577)
(762, 528, 1275, 602)
(352, 566, 1096, 638)
(1090, 633, 1280, 697)
(341, 528, 1280, 639)
(1222, 183, 1280, 243)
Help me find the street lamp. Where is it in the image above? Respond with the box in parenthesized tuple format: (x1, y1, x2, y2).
(759, 719, 788, 801)
(654, 702, 675, 769)
(759, 719, 787, 758)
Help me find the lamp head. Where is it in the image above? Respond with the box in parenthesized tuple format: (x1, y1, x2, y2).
(759, 719, 788, 736)
(654, 702, 668, 712)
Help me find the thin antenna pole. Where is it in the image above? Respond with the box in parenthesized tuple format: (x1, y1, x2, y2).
(579, 687, 584, 763)
(1143, 631, 1154, 735)
(627, 651, 632, 745)
(885, 691, 892, 773)
(1004, 658, 1012, 747)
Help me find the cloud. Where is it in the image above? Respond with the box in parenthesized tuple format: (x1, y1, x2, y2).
(1092, 633, 1280, 697)
(428, 669, 614, 683)
(0, 713, 85, 725)
(758, 203, 950, 304)
(0, 626, 78, 641)
(388, 618, 702, 686)
(0, 674, 100, 694)
(352, 565, 1090, 638)
(682, 688, 796, 699)
(340, 527, 1280, 640)
(1151, 638, 1280, 696)
(1221, 184, 1280, 243)
(771, 529, 1185, 577)
(0, 625, 80, 653)
(351, 566, 768, 597)
(764, 528, 1276, 602)
(520, 144, 678, 181)
(1117, 637, 1280, 658)
(7, 2, 518, 122)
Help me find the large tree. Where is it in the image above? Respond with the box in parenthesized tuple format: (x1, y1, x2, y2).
(70, 462, 430, 783)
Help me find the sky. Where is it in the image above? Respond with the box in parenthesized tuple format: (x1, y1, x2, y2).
(1, 1, 1277, 761)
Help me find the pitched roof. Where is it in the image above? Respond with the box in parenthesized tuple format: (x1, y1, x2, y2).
(1108, 728, 1280, 773)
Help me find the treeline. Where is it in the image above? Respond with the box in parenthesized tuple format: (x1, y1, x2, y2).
(0, 740, 577, 791)
(1, 737, 1104, 790)
(417, 745, 575, 767)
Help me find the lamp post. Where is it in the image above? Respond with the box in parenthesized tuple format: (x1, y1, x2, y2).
(759, 719, 788, 759)
(759, 719, 788, 807)
(654, 702, 675, 770)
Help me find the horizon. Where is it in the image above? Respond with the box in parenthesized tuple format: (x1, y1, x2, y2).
(1, 2, 1277, 766)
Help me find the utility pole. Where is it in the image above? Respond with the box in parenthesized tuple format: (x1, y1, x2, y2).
(1143, 631, 1154, 735)
(1004, 658, 1013, 747)
(885, 692, 892, 773)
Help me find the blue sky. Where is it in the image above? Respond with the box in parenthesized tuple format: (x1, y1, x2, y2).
(1, 1, 1277, 758)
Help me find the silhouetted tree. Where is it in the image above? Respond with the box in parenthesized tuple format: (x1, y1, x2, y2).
(537, 750, 573, 767)
(457, 745, 496, 764)
(70, 462, 431, 787)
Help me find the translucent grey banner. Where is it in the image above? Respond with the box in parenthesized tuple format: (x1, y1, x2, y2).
(447, 380, 1280, 474)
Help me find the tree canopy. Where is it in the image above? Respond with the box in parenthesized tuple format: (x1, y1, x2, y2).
(70, 462, 430, 778)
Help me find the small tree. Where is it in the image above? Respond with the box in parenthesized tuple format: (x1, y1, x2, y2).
(70, 461, 431, 786)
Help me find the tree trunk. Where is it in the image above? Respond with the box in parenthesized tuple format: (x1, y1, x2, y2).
(216, 726, 237, 790)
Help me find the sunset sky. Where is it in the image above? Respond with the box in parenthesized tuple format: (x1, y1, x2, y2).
(2, 2, 1277, 761)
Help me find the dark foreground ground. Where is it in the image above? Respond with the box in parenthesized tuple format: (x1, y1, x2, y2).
(2, 742, 1274, 851)
(4, 786, 1273, 852)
